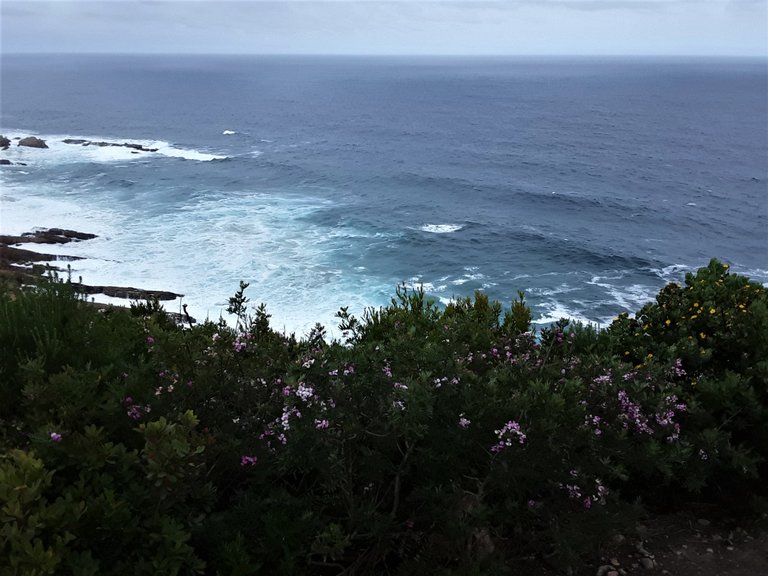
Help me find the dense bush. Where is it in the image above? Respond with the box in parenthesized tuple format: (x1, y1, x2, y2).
(608, 259, 768, 503)
(1, 259, 766, 574)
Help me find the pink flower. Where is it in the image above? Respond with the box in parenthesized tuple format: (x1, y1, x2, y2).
(50, 432, 62, 443)
(564, 484, 581, 499)
(146, 335, 155, 346)
(314, 419, 330, 429)
(490, 420, 526, 452)
(296, 383, 315, 401)
(240, 455, 258, 466)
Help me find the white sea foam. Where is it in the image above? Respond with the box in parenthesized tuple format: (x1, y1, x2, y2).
(451, 271, 485, 286)
(0, 182, 119, 237)
(153, 143, 225, 162)
(532, 302, 597, 327)
(0, 130, 227, 164)
(222, 130, 237, 135)
(588, 272, 659, 312)
(654, 264, 693, 281)
(527, 283, 579, 297)
(419, 223, 463, 234)
(0, 176, 394, 336)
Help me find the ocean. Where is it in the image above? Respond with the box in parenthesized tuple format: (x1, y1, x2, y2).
(1, 54, 766, 335)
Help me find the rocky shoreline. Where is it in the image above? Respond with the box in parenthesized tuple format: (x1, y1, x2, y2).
(0, 228, 195, 323)
(1, 133, 197, 323)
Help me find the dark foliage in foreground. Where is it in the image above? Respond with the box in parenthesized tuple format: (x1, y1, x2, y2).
(1, 259, 766, 575)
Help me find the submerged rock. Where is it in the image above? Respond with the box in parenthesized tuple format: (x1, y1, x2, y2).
(18, 136, 48, 149)
(62, 138, 159, 153)
(0, 135, 10, 149)
(0, 159, 12, 165)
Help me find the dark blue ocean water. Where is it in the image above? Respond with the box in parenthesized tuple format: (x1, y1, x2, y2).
(1, 55, 766, 333)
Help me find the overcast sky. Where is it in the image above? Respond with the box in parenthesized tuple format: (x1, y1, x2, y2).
(2, 0, 766, 56)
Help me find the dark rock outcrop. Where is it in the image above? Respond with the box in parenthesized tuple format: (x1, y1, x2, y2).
(1, 228, 97, 245)
(18, 136, 48, 149)
(0, 228, 188, 319)
(0, 135, 10, 150)
(0, 159, 11, 165)
(62, 139, 158, 153)
(0, 244, 84, 265)
(76, 284, 181, 301)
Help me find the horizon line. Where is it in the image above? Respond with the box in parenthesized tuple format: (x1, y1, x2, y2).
(4, 52, 766, 59)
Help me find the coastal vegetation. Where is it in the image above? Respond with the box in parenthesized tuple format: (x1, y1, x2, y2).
(1, 259, 766, 575)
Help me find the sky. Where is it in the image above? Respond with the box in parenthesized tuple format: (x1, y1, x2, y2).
(1, 0, 766, 56)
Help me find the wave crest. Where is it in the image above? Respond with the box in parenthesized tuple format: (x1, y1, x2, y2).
(420, 223, 463, 234)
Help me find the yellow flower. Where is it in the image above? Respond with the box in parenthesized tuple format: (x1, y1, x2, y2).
(690, 315, 698, 320)
(693, 302, 700, 307)
(665, 319, 671, 326)
(647, 353, 654, 359)
(709, 308, 716, 314)
(699, 332, 706, 339)
(624, 351, 630, 356)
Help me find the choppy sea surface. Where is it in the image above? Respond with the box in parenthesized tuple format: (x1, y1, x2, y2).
(1, 55, 766, 334)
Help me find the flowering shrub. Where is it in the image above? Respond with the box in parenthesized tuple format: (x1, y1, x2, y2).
(608, 259, 768, 502)
(1, 266, 766, 574)
(609, 259, 767, 376)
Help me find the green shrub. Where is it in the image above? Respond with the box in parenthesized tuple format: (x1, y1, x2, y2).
(608, 259, 768, 502)
(1, 263, 766, 574)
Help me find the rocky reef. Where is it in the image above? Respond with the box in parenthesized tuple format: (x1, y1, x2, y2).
(0, 134, 159, 165)
(62, 138, 159, 153)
